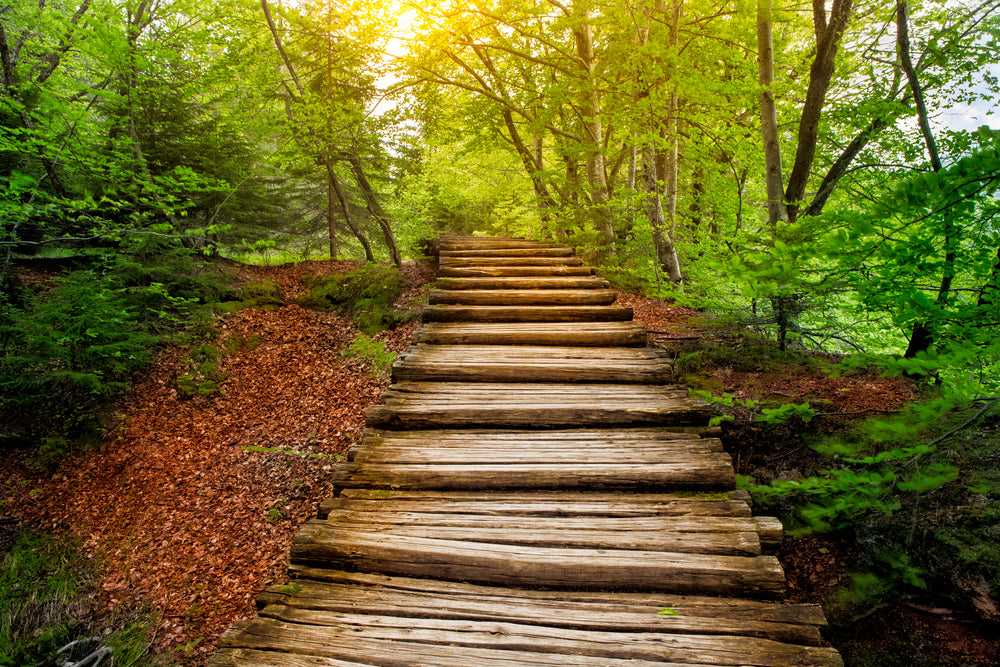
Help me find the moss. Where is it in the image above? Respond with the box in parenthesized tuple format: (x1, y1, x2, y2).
(297, 265, 414, 334)
(239, 279, 285, 311)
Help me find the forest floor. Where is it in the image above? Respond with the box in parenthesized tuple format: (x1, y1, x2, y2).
(2, 258, 999, 665)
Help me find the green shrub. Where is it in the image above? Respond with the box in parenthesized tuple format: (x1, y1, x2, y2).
(0, 271, 154, 441)
(298, 265, 413, 333)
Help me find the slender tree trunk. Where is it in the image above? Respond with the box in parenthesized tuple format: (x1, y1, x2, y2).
(326, 161, 374, 262)
(345, 152, 401, 267)
(644, 146, 683, 284)
(898, 0, 954, 359)
(757, 0, 787, 228)
(572, 1, 614, 252)
(502, 109, 557, 219)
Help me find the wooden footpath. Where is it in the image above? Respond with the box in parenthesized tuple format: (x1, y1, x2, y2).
(210, 237, 843, 666)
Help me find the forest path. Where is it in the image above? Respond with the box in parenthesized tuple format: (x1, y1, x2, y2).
(209, 236, 842, 666)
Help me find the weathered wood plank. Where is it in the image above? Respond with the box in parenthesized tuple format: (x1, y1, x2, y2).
(440, 248, 574, 257)
(365, 382, 711, 429)
(306, 518, 761, 555)
(439, 265, 595, 277)
(436, 237, 562, 251)
(329, 461, 735, 491)
(258, 607, 843, 667)
(436, 276, 611, 290)
(319, 490, 754, 520)
(422, 304, 633, 322)
(256, 577, 825, 645)
(290, 528, 787, 597)
(440, 256, 584, 267)
(284, 567, 830, 627)
(351, 442, 727, 464)
(217, 620, 705, 666)
(428, 289, 618, 306)
(391, 344, 673, 383)
(415, 321, 648, 346)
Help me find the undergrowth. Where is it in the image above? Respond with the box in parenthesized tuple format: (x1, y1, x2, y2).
(0, 530, 164, 666)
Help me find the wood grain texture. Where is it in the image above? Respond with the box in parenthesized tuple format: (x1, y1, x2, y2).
(392, 344, 673, 383)
(422, 304, 633, 322)
(436, 276, 611, 290)
(439, 265, 595, 277)
(428, 288, 619, 305)
(415, 321, 648, 346)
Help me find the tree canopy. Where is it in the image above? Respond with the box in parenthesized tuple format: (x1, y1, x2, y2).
(2, 0, 999, 397)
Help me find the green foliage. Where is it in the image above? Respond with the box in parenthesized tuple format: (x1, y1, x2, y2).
(0, 271, 154, 441)
(0, 531, 93, 666)
(342, 334, 397, 378)
(298, 265, 412, 333)
(753, 399, 1000, 607)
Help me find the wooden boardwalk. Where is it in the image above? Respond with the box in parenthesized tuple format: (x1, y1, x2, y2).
(210, 237, 842, 666)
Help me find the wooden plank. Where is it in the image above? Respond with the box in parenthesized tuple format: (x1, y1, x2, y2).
(217, 619, 710, 666)
(329, 461, 735, 490)
(422, 305, 632, 322)
(306, 518, 760, 556)
(284, 567, 830, 627)
(439, 256, 584, 267)
(247, 607, 843, 666)
(365, 382, 712, 429)
(319, 490, 755, 520)
(415, 322, 648, 346)
(290, 529, 787, 597)
(436, 237, 562, 251)
(440, 248, 574, 257)
(428, 289, 618, 306)
(256, 576, 825, 645)
(436, 276, 611, 290)
(439, 266, 595, 277)
(391, 344, 673, 383)
(351, 441, 727, 464)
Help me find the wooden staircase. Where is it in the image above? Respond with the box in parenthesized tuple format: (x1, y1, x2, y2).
(210, 236, 842, 666)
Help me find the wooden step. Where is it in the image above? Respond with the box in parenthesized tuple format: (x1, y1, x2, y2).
(415, 322, 648, 347)
(440, 247, 574, 257)
(440, 256, 584, 267)
(428, 289, 618, 306)
(351, 430, 726, 462)
(392, 345, 672, 383)
(268, 569, 832, 645)
(365, 382, 712, 430)
(422, 305, 633, 322)
(437, 237, 562, 251)
(436, 276, 611, 290)
(439, 265, 595, 277)
(319, 488, 755, 520)
(291, 527, 787, 597)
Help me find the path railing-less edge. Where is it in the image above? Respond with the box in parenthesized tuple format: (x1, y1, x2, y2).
(210, 235, 843, 667)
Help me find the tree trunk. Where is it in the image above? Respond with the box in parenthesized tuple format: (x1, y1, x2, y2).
(346, 151, 401, 267)
(572, 1, 615, 252)
(644, 146, 683, 284)
(757, 0, 787, 228)
(897, 0, 953, 359)
(784, 0, 853, 223)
